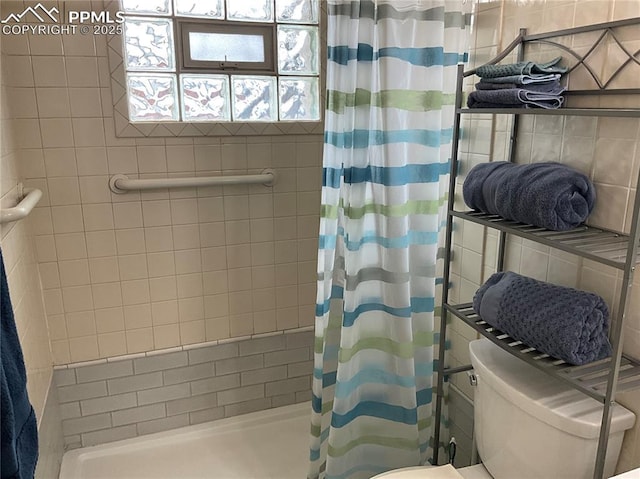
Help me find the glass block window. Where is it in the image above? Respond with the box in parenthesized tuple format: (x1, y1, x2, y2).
(122, 0, 320, 123)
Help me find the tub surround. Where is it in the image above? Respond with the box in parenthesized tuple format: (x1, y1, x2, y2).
(54, 329, 313, 449)
(59, 403, 310, 479)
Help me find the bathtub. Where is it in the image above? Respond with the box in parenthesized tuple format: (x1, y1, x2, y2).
(59, 403, 310, 479)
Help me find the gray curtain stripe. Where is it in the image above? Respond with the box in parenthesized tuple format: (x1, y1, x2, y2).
(328, 2, 443, 21)
(346, 268, 409, 289)
(328, 2, 465, 28)
(318, 265, 436, 289)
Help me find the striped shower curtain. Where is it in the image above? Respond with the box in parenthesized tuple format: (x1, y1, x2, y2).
(310, 2, 470, 478)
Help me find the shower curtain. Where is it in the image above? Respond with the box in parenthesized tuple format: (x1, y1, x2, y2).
(310, 1, 470, 478)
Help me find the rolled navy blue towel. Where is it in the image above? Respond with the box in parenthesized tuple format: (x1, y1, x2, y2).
(462, 161, 595, 231)
(473, 271, 612, 366)
(1, 250, 38, 479)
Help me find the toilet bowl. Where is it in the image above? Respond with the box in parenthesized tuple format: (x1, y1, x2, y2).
(373, 339, 635, 479)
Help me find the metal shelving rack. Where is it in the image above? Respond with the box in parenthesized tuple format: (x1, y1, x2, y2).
(432, 18, 640, 479)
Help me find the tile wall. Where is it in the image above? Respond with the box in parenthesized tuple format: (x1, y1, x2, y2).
(0, 6, 63, 475)
(451, 0, 640, 474)
(0, 1, 323, 365)
(53, 330, 313, 448)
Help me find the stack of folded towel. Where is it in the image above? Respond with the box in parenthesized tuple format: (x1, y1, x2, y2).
(467, 56, 568, 109)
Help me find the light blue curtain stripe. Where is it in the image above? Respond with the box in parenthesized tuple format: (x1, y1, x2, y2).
(315, 296, 435, 330)
(319, 231, 439, 251)
(328, 44, 465, 67)
(324, 129, 453, 149)
(330, 401, 417, 427)
(323, 163, 450, 187)
(310, 1, 469, 478)
(314, 362, 436, 388)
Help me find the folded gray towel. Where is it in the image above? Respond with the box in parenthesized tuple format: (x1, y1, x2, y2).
(467, 88, 564, 109)
(475, 80, 565, 95)
(475, 56, 568, 78)
(473, 271, 612, 366)
(479, 73, 562, 84)
(462, 161, 595, 231)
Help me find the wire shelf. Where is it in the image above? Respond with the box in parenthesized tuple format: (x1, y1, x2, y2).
(457, 108, 640, 117)
(451, 210, 640, 269)
(445, 303, 640, 402)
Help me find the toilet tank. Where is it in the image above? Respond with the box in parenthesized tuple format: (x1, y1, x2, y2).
(469, 339, 635, 479)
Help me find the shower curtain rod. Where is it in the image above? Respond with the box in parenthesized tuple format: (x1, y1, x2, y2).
(0, 186, 42, 224)
(109, 169, 276, 194)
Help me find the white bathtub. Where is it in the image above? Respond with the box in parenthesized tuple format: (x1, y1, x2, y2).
(59, 403, 310, 479)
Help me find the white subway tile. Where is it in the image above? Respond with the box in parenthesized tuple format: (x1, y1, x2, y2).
(48, 177, 81, 205)
(58, 259, 90, 287)
(69, 335, 100, 362)
(121, 279, 151, 306)
(82, 203, 114, 232)
(55, 233, 88, 260)
(95, 307, 125, 334)
(150, 300, 179, 326)
(124, 303, 153, 330)
(52, 205, 84, 233)
(115, 228, 146, 255)
(86, 230, 117, 258)
(65, 311, 97, 339)
(66, 57, 99, 88)
(40, 118, 74, 148)
(72, 118, 105, 147)
(126, 328, 154, 354)
(89, 257, 120, 284)
(32, 56, 67, 87)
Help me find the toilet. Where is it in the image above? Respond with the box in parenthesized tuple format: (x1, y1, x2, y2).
(375, 339, 636, 479)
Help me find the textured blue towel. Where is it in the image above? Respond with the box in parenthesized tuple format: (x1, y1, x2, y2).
(1, 250, 38, 479)
(475, 80, 565, 94)
(475, 56, 567, 78)
(473, 272, 612, 366)
(463, 162, 595, 231)
(467, 88, 564, 109)
(478, 73, 561, 84)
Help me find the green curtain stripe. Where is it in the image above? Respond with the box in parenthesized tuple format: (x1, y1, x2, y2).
(413, 331, 435, 347)
(327, 89, 456, 114)
(418, 417, 432, 431)
(313, 331, 435, 358)
(321, 204, 337, 219)
(321, 197, 447, 220)
(328, 435, 419, 457)
(344, 200, 440, 219)
(338, 336, 434, 363)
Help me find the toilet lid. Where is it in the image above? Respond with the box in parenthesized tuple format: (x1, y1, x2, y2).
(373, 464, 464, 479)
(373, 464, 492, 479)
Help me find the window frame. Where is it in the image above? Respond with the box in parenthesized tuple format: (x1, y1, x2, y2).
(106, 0, 325, 138)
(178, 19, 276, 74)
